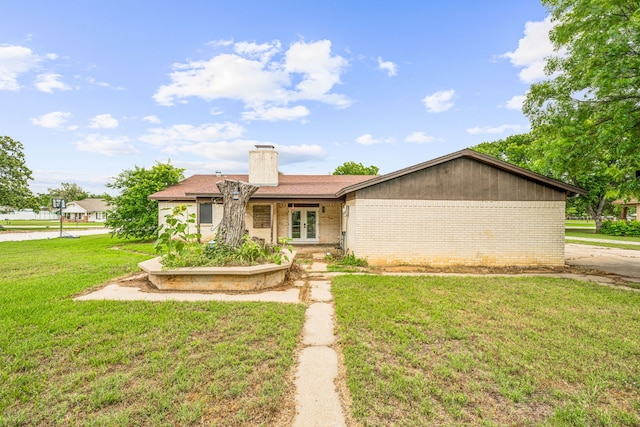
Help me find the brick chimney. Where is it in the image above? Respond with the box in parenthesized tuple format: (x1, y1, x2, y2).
(248, 145, 279, 186)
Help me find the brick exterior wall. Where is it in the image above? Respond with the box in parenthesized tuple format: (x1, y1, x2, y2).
(344, 199, 566, 267)
(159, 202, 343, 245)
(275, 203, 342, 244)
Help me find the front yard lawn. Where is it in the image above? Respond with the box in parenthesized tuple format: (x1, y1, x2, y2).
(0, 235, 305, 426)
(334, 275, 640, 426)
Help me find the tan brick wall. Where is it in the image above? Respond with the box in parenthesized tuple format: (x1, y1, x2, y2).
(275, 203, 343, 244)
(344, 199, 565, 267)
(318, 204, 342, 244)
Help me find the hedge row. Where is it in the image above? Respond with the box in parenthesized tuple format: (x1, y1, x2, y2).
(600, 220, 640, 237)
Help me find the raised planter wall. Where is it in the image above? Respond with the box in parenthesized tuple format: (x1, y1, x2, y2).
(138, 251, 296, 292)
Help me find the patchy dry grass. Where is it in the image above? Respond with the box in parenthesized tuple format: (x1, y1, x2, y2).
(0, 235, 305, 426)
(333, 275, 640, 426)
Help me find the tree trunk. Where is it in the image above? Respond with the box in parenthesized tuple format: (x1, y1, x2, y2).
(586, 195, 607, 234)
(216, 179, 259, 249)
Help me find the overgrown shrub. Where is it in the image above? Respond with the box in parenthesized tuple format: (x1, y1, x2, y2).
(155, 206, 292, 268)
(600, 220, 640, 237)
(154, 205, 201, 265)
(201, 235, 291, 266)
(325, 252, 368, 267)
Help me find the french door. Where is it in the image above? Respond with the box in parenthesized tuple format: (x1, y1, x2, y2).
(289, 208, 318, 243)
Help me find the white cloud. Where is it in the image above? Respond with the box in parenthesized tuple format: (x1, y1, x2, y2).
(234, 40, 281, 63)
(139, 122, 245, 147)
(422, 89, 455, 113)
(466, 124, 525, 135)
(502, 17, 557, 83)
(143, 115, 161, 124)
(30, 111, 72, 128)
(35, 73, 70, 93)
(377, 57, 397, 77)
(153, 39, 350, 119)
(89, 114, 119, 129)
(284, 40, 349, 106)
(242, 105, 309, 121)
(0, 44, 40, 90)
(504, 94, 526, 110)
(356, 134, 381, 145)
(86, 76, 122, 90)
(405, 131, 434, 144)
(74, 134, 139, 156)
(276, 143, 326, 164)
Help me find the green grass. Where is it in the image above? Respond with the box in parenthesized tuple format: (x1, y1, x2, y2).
(565, 220, 595, 228)
(333, 275, 640, 426)
(0, 235, 305, 426)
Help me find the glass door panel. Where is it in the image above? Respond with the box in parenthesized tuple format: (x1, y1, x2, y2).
(306, 210, 317, 239)
(291, 211, 301, 239)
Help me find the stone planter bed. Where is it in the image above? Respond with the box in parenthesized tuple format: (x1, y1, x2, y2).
(138, 250, 296, 292)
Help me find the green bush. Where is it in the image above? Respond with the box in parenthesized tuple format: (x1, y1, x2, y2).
(155, 207, 292, 268)
(327, 252, 368, 268)
(201, 235, 292, 267)
(600, 220, 640, 237)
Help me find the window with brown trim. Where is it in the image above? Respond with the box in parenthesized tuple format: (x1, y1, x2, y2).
(253, 205, 271, 228)
(199, 203, 212, 224)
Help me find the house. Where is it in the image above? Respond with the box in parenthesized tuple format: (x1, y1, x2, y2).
(150, 146, 585, 267)
(62, 198, 110, 222)
(613, 199, 639, 221)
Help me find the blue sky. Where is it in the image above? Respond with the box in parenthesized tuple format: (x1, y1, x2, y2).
(1, 1, 555, 196)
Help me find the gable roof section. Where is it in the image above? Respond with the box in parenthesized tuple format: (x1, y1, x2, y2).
(68, 198, 110, 212)
(336, 149, 586, 197)
(149, 174, 374, 201)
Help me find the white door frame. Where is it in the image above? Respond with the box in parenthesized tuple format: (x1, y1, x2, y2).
(289, 207, 319, 243)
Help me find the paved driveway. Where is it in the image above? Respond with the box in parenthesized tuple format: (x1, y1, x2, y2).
(565, 243, 640, 281)
(0, 228, 110, 242)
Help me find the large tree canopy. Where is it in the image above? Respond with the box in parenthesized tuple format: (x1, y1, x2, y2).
(332, 161, 379, 175)
(0, 136, 36, 211)
(472, 134, 536, 170)
(523, 0, 640, 231)
(105, 162, 184, 240)
(48, 182, 89, 203)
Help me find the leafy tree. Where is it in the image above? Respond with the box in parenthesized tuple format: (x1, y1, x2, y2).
(472, 133, 536, 170)
(524, 0, 640, 232)
(48, 182, 88, 203)
(0, 136, 36, 211)
(332, 161, 379, 175)
(105, 162, 184, 240)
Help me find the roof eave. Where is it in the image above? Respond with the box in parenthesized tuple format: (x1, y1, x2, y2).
(337, 149, 587, 197)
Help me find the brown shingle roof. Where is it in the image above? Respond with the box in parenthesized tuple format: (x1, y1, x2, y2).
(71, 198, 110, 212)
(149, 174, 375, 201)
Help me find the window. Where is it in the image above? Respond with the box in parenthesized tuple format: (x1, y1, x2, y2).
(253, 205, 271, 228)
(199, 203, 212, 224)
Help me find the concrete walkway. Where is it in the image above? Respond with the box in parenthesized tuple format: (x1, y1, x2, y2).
(566, 236, 640, 246)
(293, 260, 346, 427)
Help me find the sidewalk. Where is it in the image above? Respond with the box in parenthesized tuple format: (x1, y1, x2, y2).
(566, 236, 640, 246)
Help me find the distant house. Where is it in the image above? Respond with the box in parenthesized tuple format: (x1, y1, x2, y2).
(613, 199, 639, 221)
(62, 198, 110, 222)
(150, 146, 585, 267)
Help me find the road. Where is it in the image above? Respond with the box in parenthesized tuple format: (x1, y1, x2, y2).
(0, 228, 111, 242)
